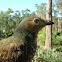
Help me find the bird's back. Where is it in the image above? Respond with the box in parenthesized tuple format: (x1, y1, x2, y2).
(0, 36, 24, 62)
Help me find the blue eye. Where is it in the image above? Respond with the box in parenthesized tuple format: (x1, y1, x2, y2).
(34, 19, 39, 23)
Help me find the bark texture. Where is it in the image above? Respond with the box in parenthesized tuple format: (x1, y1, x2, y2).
(45, 0, 52, 50)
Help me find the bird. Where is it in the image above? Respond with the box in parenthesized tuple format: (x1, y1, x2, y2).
(0, 17, 54, 62)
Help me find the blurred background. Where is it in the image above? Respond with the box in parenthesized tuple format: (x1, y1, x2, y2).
(0, 0, 62, 62)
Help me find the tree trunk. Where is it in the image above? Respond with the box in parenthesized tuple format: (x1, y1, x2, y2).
(45, 0, 52, 50)
(58, 18, 61, 32)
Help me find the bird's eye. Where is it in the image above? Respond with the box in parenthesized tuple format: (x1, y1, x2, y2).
(34, 19, 39, 23)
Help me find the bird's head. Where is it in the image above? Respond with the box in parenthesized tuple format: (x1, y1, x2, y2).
(21, 17, 54, 34)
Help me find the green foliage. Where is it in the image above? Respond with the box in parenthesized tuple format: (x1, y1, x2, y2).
(35, 3, 46, 19)
(52, 32, 62, 45)
(55, 46, 62, 52)
(4, 32, 13, 38)
(32, 47, 62, 62)
(37, 28, 46, 45)
(0, 31, 13, 40)
(0, 8, 36, 33)
(37, 30, 62, 46)
(0, 8, 16, 32)
(21, 9, 36, 19)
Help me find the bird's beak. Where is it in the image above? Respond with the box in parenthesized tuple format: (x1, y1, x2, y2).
(46, 21, 54, 25)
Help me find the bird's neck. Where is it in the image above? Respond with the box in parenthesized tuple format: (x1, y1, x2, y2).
(13, 25, 37, 41)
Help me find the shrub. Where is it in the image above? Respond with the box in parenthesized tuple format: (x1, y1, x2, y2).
(37, 28, 46, 46)
(55, 46, 62, 52)
(0, 31, 13, 40)
(37, 30, 62, 46)
(32, 47, 62, 62)
(52, 32, 62, 45)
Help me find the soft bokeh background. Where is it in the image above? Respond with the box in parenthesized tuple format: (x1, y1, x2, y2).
(0, 0, 62, 62)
